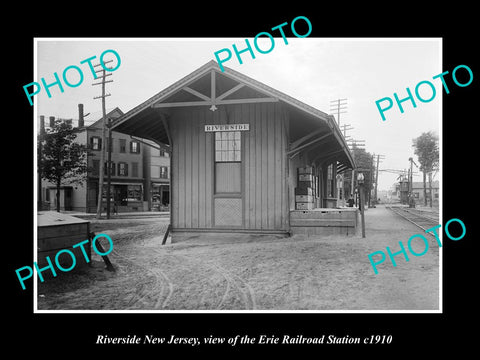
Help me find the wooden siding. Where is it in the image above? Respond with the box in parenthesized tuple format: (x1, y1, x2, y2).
(170, 102, 288, 232)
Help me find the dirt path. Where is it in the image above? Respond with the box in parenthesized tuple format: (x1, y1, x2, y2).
(37, 207, 439, 311)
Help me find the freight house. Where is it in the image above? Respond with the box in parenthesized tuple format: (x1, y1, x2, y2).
(111, 60, 357, 241)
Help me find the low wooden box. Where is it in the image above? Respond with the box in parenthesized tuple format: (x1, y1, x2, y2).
(295, 202, 315, 210)
(295, 187, 313, 196)
(298, 180, 314, 189)
(37, 211, 91, 268)
(298, 174, 314, 182)
(295, 195, 314, 203)
(298, 166, 313, 175)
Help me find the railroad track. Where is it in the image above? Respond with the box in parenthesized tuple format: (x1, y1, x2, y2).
(386, 206, 439, 235)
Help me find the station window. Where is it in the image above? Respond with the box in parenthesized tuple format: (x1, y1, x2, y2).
(215, 131, 241, 162)
(214, 131, 241, 193)
(327, 164, 334, 197)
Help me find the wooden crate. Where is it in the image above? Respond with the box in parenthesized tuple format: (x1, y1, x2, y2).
(298, 174, 314, 182)
(297, 180, 314, 189)
(290, 208, 358, 236)
(295, 202, 315, 210)
(37, 211, 91, 268)
(298, 166, 313, 175)
(295, 187, 313, 196)
(295, 195, 314, 203)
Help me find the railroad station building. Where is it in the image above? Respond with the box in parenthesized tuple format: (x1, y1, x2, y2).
(111, 60, 357, 240)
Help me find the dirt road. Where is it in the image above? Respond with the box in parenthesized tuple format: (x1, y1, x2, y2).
(37, 205, 439, 311)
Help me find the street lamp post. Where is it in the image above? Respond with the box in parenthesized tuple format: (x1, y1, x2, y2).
(358, 172, 366, 238)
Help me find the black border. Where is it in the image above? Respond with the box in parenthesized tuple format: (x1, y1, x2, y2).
(8, 5, 477, 356)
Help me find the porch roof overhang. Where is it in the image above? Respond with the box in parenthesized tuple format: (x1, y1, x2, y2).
(111, 60, 355, 170)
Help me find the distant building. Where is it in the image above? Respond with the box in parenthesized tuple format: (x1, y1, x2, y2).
(40, 105, 170, 213)
(146, 145, 170, 211)
(393, 179, 439, 206)
(411, 180, 439, 205)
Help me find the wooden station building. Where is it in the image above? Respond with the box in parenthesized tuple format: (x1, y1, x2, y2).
(111, 60, 357, 240)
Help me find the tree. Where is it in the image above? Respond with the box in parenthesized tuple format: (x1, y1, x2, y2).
(412, 131, 439, 207)
(40, 120, 88, 212)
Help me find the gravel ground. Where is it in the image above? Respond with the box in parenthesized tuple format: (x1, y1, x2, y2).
(37, 205, 439, 311)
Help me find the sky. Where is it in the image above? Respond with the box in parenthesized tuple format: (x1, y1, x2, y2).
(34, 38, 441, 191)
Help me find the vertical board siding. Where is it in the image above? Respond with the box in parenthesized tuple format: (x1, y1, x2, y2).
(185, 111, 192, 227)
(191, 112, 199, 228)
(198, 109, 206, 228)
(171, 102, 288, 231)
(243, 102, 288, 231)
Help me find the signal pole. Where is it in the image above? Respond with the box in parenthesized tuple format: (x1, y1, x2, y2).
(374, 154, 385, 205)
(93, 61, 114, 219)
(347, 139, 365, 198)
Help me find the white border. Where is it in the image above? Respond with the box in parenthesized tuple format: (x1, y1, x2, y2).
(33, 37, 443, 314)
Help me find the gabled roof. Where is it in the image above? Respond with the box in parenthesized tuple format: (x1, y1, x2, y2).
(111, 60, 355, 169)
(88, 107, 124, 129)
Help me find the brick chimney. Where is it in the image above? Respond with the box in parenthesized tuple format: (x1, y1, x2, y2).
(39, 115, 45, 135)
(78, 103, 84, 127)
(49, 116, 55, 128)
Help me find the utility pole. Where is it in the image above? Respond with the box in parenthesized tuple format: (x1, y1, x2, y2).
(341, 123, 354, 138)
(357, 172, 366, 238)
(330, 98, 347, 127)
(92, 60, 114, 219)
(38, 115, 45, 211)
(106, 118, 113, 219)
(374, 154, 385, 205)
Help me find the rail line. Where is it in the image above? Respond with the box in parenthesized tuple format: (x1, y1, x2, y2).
(386, 206, 439, 236)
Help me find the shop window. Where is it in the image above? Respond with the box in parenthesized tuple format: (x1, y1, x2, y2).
(128, 185, 142, 201)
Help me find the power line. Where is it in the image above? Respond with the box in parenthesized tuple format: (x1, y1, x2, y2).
(330, 98, 347, 127)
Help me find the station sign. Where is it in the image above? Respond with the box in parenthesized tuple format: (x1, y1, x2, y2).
(204, 124, 249, 132)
